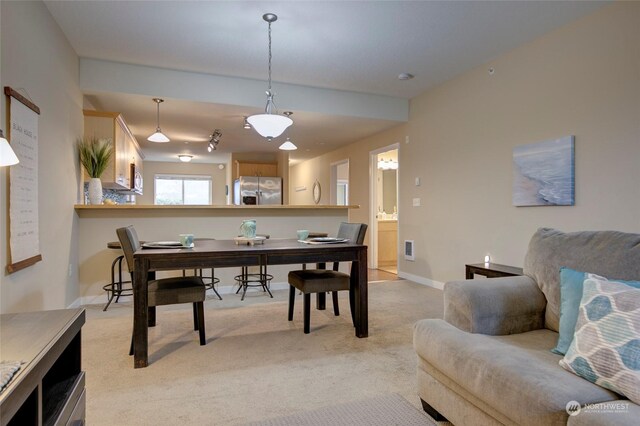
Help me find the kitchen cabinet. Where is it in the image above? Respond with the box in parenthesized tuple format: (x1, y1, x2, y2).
(235, 161, 278, 178)
(377, 220, 398, 267)
(83, 110, 144, 191)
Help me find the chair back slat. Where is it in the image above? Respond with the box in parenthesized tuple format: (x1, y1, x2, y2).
(116, 226, 141, 274)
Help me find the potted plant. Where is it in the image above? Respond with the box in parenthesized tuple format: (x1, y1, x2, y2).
(77, 137, 113, 205)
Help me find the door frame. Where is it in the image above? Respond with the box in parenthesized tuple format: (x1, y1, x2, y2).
(330, 159, 349, 205)
(369, 143, 400, 269)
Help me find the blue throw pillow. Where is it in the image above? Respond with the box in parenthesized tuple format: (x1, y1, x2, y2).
(552, 267, 640, 355)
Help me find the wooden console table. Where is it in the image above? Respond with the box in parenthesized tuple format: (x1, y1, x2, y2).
(465, 263, 523, 279)
(0, 309, 85, 426)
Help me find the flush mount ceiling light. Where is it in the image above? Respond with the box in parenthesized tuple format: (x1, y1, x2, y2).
(398, 72, 414, 80)
(178, 154, 193, 162)
(243, 117, 251, 130)
(246, 13, 293, 142)
(0, 129, 19, 166)
(279, 137, 297, 151)
(147, 98, 170, 143)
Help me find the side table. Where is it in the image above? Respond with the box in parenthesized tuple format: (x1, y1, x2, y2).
(465, 263, 523, 279)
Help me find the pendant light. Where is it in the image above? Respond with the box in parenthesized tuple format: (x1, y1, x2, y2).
(278, 137, 297, 151)
(0, 129, 19, 166)
(246, 13, 293, 142)
(147, 98, 170, 143)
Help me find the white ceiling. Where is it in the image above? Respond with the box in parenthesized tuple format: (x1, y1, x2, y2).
(44, 0, 606, 163)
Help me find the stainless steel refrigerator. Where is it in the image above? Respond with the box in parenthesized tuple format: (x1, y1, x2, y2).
(233, 176, 283, 205)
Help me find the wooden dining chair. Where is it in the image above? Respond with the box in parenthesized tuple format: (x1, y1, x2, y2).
(116, 226, 207, 355)
(287, 222, 367, 334)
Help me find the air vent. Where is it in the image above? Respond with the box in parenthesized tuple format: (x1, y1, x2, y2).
(404, 240, 415, 261)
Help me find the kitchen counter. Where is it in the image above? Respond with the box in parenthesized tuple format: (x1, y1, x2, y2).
(75, 204, 358, 301)
(75, 204, 358, 210)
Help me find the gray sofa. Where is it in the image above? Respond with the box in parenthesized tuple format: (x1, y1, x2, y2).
(414, 228, 640, 425)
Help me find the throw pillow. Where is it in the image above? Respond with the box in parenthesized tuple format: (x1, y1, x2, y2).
(551, 268, 640, 355)
(559, 276, 640, 404)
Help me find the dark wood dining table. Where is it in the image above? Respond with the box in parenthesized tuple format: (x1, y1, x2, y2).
(132, 238, 368, 368)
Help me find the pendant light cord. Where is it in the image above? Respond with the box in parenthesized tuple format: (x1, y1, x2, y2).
(156, 101, 161, 131)
(267, 20, 272, 93)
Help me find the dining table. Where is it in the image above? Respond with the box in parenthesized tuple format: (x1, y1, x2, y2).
(131, 238, 368, 368)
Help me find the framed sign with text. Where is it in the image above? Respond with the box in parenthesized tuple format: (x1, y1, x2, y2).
(4, 86, 42, 273)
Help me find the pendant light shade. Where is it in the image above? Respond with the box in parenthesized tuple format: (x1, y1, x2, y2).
(148, 98, 170, 143)
(278, 137, 297, 151)
(247, 13, 293, 141)
(248, 112, 293, 140)
(0, 129, 19, 166)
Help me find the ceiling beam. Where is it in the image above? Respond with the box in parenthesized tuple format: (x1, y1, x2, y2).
(79, 58, 408, 122)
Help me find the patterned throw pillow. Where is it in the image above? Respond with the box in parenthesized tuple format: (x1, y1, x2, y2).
(560, 276, 640, 404)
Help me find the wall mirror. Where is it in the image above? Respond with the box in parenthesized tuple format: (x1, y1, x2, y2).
(312, 180, 321, 204)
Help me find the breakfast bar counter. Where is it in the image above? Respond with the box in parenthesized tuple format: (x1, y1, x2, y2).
(75, 204, 359, 301)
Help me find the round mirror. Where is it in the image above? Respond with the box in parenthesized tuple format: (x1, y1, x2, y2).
(312, 180, 321, 204)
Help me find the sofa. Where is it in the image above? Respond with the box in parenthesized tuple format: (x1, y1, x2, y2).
(413, 228, 640, 425)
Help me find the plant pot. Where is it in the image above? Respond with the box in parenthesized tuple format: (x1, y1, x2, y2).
(88, 178, 103, 205)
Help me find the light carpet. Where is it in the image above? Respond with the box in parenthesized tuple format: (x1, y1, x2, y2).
(82, 280, 444, 425)
(247, 393, 434, 425)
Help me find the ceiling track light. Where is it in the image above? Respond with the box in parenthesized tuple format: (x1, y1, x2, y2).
(147, 98, 170, 143)
(243, 116, 251, 130)
(207, 129, 222, 152)
(178, 154, 193, 162)
(246, 13, 293, 142)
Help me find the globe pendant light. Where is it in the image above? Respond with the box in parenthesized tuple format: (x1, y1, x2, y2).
(147, 98, 170, 143)
(247, 13, 293, 142)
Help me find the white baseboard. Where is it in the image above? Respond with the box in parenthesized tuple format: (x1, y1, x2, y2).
(397, 271, 444, 290)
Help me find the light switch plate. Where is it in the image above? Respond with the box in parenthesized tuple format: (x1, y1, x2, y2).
(413, 198, 421, 207)
(415, 177, 421, 186)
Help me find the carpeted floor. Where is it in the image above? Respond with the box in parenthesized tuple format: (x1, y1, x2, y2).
(83, 280, 444, 425)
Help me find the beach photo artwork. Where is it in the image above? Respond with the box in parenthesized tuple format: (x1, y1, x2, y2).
(512, 136, 575, 206)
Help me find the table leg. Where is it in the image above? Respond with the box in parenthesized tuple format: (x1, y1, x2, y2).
(465, 266, 474, 279)
(133, 258, 149, 368)
(354, 247, 368, 337)
(316, 262, 327, 310)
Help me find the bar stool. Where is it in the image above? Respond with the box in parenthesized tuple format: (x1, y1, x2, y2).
(103, 241, 134, 311)
(183, 238, 222, 300)
(235, 234, 273, 301)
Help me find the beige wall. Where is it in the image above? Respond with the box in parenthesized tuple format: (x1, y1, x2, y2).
(138, 161, 228, 205)
(1, 1, 83, 312)
(291, 3, 640, 286)
(289, 124, 407, 245)
(400, 2, 640, 284)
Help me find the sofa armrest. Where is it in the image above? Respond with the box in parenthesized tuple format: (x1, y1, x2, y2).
(444, 275, 546, 335)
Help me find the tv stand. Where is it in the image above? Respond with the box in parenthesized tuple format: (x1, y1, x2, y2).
(0, 309, 85, 426)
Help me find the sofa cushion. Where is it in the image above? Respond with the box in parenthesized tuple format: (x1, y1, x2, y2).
(560, 277, 640, 404)
(414, 319, 620, 426)
(553, 268, 640, 355)
(523, 228, 640, 332)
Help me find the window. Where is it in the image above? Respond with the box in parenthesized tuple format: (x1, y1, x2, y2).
(154, 174, 212, 205)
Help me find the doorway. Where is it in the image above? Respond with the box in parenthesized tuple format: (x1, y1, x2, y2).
(369, 145, 399, 275)
(330, 160, 349, 205)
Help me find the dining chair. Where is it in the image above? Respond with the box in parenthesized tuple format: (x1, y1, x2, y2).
(116, 226, 207, 355)
(287, 222, 368, 334)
